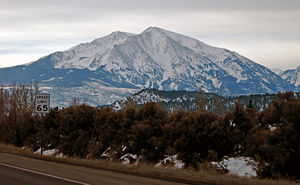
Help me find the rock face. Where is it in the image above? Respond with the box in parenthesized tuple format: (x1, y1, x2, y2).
(0, 27, 294, 107)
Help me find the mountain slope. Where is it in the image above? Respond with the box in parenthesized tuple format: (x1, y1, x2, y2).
(0, 27, 294, 107)
(280, 66, 300, 91)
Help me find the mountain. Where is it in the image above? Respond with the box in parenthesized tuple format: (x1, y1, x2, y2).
(0, 27, 294, 107)
(280, 66, 300, 91)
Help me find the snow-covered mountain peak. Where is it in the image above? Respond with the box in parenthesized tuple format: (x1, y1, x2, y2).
(53, 31, 133, 70)
(152, 27, 229, 61)
(146, 28, 260, 84)
(46, 27, 291, 91)
(142, 26, 160, 32)
(53, 27, 230, 72)
(92, 31, 133, 45)
(0, 27, 295, 107)
(139, 27, 174, 49)
(3, 26, 292, 107)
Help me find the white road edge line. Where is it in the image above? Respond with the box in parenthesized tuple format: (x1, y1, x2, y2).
(0, 162, 90, 185)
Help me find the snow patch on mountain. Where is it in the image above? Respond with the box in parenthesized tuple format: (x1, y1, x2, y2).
(42, 77, 56, 82)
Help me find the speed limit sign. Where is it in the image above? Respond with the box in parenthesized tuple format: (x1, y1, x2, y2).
(35, 94, 50, 113)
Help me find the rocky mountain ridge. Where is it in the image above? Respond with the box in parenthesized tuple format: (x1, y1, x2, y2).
(0, 27, 296, 107)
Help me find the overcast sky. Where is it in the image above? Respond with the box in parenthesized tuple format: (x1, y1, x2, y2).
(0, 0, 299, 70)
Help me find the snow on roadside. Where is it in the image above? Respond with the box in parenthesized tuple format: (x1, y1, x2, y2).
(212, 157, 258, 177)
(31, 147, 255, 176)
(120, 153, 137, 165)
(154, 154, 185, 169)
(34, 148, 65, 158)
(34, 148, 56, 155)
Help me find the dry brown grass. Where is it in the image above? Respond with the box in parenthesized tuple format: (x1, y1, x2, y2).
(0, 143, 297, 185)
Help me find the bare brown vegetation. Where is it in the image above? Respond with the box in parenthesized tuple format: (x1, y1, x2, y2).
(0, 84, 299, 182)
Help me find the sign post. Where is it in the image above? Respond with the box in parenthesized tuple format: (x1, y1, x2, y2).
(35, 94, 50, 114)
(35, 93, 50, 155)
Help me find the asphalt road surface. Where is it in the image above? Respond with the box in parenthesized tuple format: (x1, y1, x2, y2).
(0, 153, 189, 185)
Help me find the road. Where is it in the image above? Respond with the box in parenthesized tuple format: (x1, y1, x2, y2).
(0, 153, 189, 185)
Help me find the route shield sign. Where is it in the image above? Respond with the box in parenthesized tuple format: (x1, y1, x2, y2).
(35, 94, 50, 113)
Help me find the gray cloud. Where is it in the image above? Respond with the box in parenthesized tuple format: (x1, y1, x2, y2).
(2, 0, 300, 11)
(0, 0, 299, 69)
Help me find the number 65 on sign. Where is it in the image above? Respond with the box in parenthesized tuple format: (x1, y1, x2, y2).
(35, 94, 50, 113)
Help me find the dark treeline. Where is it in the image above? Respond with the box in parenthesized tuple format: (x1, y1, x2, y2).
(0, 84, 299, 179)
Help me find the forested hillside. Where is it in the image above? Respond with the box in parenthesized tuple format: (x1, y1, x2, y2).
(113, 89, 300, 113)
